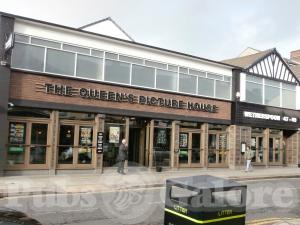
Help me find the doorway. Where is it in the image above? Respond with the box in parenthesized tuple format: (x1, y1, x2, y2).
(208, 125, 229, 167)
(178, 131, 202, 167)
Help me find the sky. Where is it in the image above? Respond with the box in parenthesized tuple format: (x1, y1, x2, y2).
(1, 0, 300, 61)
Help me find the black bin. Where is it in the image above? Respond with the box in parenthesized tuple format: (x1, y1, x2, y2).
(164, 175, 247, 225)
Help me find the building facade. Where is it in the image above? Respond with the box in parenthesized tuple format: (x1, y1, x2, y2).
(0, 12, 300, 175)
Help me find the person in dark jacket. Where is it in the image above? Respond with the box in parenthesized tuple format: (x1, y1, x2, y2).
(117, 139, 128, 174)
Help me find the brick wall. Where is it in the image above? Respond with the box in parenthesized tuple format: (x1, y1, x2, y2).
(10, 72, 231, 122)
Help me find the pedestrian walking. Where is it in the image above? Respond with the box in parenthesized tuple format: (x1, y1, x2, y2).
(245, 145, 253, 172)
(117, 139, 128, 175)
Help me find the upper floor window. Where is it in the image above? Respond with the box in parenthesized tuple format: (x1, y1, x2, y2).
(245, 75, 296, 109)
(11, 33, 232, 101)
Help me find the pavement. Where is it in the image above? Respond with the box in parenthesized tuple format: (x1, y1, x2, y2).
(1, 167, 300, 198)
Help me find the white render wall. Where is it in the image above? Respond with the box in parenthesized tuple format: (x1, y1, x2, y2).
(14, 19, 233, 76)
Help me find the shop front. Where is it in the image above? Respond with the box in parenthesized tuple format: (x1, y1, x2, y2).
(5, 71, 232, 174)
(233, 101, 300, 167)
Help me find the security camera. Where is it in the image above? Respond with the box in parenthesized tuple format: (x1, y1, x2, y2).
(8, 102, 14, 108)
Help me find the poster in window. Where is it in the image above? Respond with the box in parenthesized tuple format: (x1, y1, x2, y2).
(109, 126, 120, 143)
(179, 133, 188, 148)
(9, 123, 26, 144)
(80, 127, 93, 145)
(157, 129, 167, 145)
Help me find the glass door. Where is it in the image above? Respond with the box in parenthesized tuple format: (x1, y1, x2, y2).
(208, 132, 228, 167)
(58, 123, 94, 168)
(179, 132, 201, 167)
(251, 136, 264, 163)
(7, 121, 50, 168)
(269, 137, 282, 164)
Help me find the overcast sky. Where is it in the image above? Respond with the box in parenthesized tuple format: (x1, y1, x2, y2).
(1, 0, 300, 61)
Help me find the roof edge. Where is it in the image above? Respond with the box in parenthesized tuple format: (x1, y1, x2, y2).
(1, 11, 239, 70)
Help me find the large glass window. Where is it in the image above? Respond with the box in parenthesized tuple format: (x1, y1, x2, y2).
(282, 89, 296, 109)
(46, 49, 75, 75)
(179, 74, 197, 94)
(76, 54, 102, 80)
(131, 64, 155, 88)
(104, 59, 130, 84)
(156, 69, 177, 91)
(153, 127, 171, 167)
(198, 77, 214, 97)
(30, 123, 48, 164)
(265, 85, 280, 107)
(215, 80, 231, 99)
(246, 82, 263, 104)
(31, 37, 61, 49)
(12, 43, 45, 71)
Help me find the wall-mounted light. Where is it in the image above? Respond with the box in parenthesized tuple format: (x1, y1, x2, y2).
(236, 92, 241, 99)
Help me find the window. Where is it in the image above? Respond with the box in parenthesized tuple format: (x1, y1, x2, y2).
(12, 43, 45, 71)
(15, 34, 29, 43)
(265, 85, 280, 107)
(46, 49, 75, 75)
(131, 64, 155, 88)
(63, 44, 90, 54)
(145, 60, 167, 69)
(215, 80, 231, 99)
(105, 52, 118, 60)
(179, 74, 197, 94)
(189, 69, 205, 77)
(31, 37, 61, 49)
(282, 89, 296, 109)
(76, 54, 103, 80)
(119, 55, 143, 64)
(207, 73, 223, 80)
(198, 77, 214, 97)
(91, 49, 104, 57)
(246, 82, 263, 104)
(179, 67, 188, 74)
(105, 59, 130, 84)
(7, 122, 26, 164)
(58, 125, 75, 164)
(168, 65, 178, 72)
(156, 69, 177, 91)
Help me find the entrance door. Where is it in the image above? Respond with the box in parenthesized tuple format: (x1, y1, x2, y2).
(269, 137, 282, 164)
(208, 132, 228, 167)
(57, 123, 94, 168)
(251, 136, 264, 164)
(179, 132, 201, 167)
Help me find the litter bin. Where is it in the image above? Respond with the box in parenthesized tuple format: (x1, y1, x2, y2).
(164, 175, 247, 225)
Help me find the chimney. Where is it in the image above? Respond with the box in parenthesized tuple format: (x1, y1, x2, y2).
(290, 50, 300, 63)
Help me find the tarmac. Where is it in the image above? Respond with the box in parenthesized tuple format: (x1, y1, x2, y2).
(1, 167, 300, 198)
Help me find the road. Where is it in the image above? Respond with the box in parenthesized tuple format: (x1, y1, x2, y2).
(0, 178, 300, 225)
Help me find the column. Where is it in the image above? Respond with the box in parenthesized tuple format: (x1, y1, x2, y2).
(286, 131, 299, 167)
(263, 128, 270, 167)
(49, 110, 59, 175)
(201, 123, 208, 168)
(171, 121, 179, 169)
(148, 120, 154, 168)
(95, 114, 105, 174)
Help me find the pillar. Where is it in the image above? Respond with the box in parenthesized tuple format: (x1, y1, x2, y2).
(201, 123, 209, 168)
(48, 110, 59, 175)
(95, 114, 105, 173)
(171, 121, 179, 168)
(286, 131, 299, 167)
(148, 120, 154, 168)
(263, 128, 270, 167)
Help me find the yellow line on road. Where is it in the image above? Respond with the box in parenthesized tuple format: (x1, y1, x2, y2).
(248, 217, 300, 225)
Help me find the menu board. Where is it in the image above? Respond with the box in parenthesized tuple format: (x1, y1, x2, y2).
(9, 123, 26, 144)
(109, 126, 120, 143)
(179, 133, 188, 148)
(157, 129, 167, 145)
(97, 132, 104, 154)
(80, 127, 93, 146)
(9, 123, 26, 153)
(219, 134, 228, 149)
